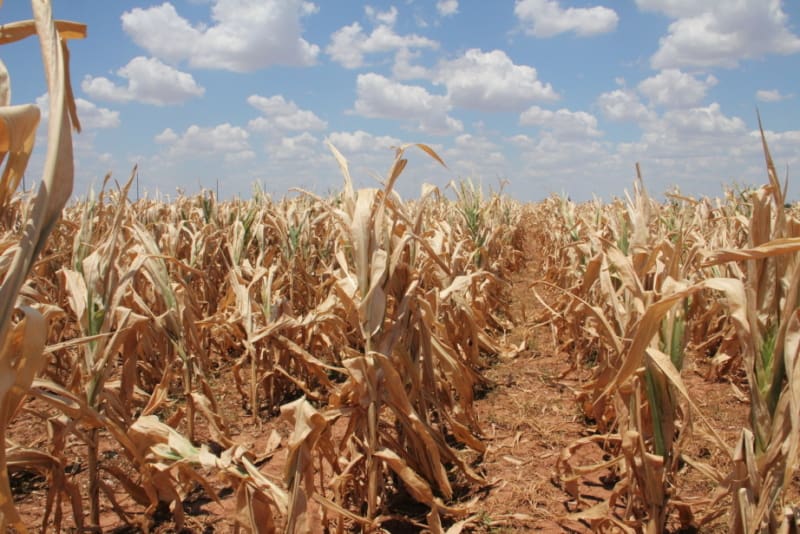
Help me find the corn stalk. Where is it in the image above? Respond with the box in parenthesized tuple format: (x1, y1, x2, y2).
(699, 124, 800, 532)
(0, 3, 85, 531)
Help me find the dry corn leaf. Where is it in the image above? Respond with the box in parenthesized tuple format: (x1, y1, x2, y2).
(0, 307, 47, 532)
(0, 103, 39, 209)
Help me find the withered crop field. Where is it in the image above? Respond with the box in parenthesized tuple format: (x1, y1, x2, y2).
(2, 4, 799, 534)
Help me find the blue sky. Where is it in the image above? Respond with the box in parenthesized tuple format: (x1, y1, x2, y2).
(2, 0, 800, 202)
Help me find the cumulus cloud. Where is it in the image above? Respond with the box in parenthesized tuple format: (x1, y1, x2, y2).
(504, 100, 782, 201)
(756, 130, 800, 156)
(444, 134, 507, 175)
(267, 132, 319, 160)
(155, 123, 254, 162)
(327, 130, 401, 153)
(32, 95, 122, 194)
(326, 19, 437, 69)
(224, 150, 257, 164)
(659, 103, 746, 137)
(519, 106, 602, 139)
(436, 0, 459, 16)
(637, 69, 718, 108)
(154, 128, 179, 144)
(36, 94, 121, 129)
(515, 0, 618, 37)
(596, 70, 719, 129)
(82, 56, 204, 106)
(756, 89, 793, 102)
(76, 100, 121, 129)
(226, 95, 329, 175)
(616, 103, 748, 165)
(453, 133, 502, 154)
(636, 0, 800, 68)
(353, 73, 462, 135)
(365, 5, 398, 26)
(510, 132, 614, 176)
(596, 88, 655, 122)
(434, 49, 558, 111)
(503, 130, 628, 204)
(121, 0, 320, 72)
(81, 77, 129, 103)
(246, 94, 327, 132)
(392, 48, 430, 80)
(608, 103, 763, 196)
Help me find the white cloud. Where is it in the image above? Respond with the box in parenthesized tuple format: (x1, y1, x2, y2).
(353, 73, 462, 135)
(225, 150, 256, 163)
(445, 134, 507, 175)
(32, 95, 121, 195)
(392, 48, 430, 80)
(300, 2, 318, 16)
(434, 49, 558, 111)
(121, 0, 320, 72)
(365, 5, 398, 26)
(504, 101, 781, 201)
(76, 99, 120, 129)
(121, 3, 196, 63)
(82, 56, 204, 106)
(436, 0, 459, 16)
(634, 0, 705, 18)
(326, 24, 368, 69)
(636, 0, 800, 68)
(444, 134, 506, 163)
(616, 103, 748, 166)
(155, 123, 253, 162)
(154, 128, 179, 144)
(36, 95, 121, 130)
(515, 0, 618, 37)
(519, 106, 602, 139)
(246, 94, 327, 132)
(513, 133, 610, 167)
(327, 130, 401, 153)
(756, 89, 793, 102)
(267, 132, 319, 160)
(326, 21, 437, 69)
(80, 77, 130, 103)
(453, 133, 501, 154)
(603, 103, 774, 198)
(596, 89, 654, 122)
(660, 103, 746, 137)
(637, 69, 717, 108)
(507, 132, 623, 199)
(756, 130, 800, 168)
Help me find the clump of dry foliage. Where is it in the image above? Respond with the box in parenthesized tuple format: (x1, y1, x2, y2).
(539, 139, 800, 533)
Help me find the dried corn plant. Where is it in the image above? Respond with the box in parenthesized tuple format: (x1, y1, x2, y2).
(274, 143, 516, 532)
(128, 414, 289, 532)
(699, 125, 800, 533)
(542, 178, 738, 531)
(0, 2, 86, 531)
(559, 276, 738, 533)
(538, 125, 800, 533)
(1, 151, 519, 532)
(54, 173, 147, 527)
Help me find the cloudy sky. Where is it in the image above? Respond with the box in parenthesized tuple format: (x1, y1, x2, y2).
(3, 0, 800, 201)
